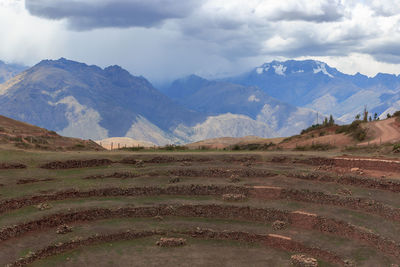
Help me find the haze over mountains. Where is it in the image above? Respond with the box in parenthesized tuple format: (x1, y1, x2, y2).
(1, 58, 400, 145)
(0, 60, 27, 84)
(163, 75, 317, 137)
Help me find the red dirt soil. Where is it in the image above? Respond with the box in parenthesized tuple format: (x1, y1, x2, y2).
(0, 115, 103, 151)
(281, 133, 354, 149)
(360, 118, 400, 145)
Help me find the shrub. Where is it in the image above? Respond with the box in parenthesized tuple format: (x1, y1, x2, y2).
(301, 124, 323, 135)
(232, 144, 241, 151)
(228, 142, 275, 151)
(119, 146, 145, 151)
(161, 145, 188, 151)
(393, 143, 400, 152)
(393, 111, 400, 117)
(353, 128, 367, 141)
(74, 144, 85, 148)
(335, 120, 367, 141)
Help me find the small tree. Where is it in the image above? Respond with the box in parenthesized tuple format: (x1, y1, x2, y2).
(374, 113, 378, 120)
(387, 113, 392, 119)
(355, 114, 361, 120)
(363, 106, 368, 122)
(328, 114, 334, 125)
(323, 117, 328, 125)
(369, 116, 372, 122)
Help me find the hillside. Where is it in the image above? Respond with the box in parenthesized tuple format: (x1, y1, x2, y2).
(360, 117, 400, 145)
(280, 117, 400, 150)
(0, 115, 103, 150)
(186, 136, 284, 150)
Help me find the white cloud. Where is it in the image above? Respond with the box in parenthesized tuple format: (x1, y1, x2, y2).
(0, 0, 65, 65)
(296, 53, 400, 77)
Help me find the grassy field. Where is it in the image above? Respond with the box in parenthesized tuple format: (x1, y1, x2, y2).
(0, 148, 400, 266)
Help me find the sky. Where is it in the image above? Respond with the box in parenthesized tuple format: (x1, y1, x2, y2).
(1, 0, 400, 84)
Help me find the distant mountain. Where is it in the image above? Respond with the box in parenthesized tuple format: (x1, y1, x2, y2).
(164, 75, 318, 137)
(226, 60, 400, 123)
(0, 58, 206, 145)
(0, 60, 27, 84)
(0, 58, 288, 145)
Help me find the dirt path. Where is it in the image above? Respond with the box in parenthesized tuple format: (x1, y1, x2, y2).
(360, 118, 400, 145)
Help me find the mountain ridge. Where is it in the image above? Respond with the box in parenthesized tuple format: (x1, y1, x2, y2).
(220, 59, 400, 123)
(0, 58, 205, 144)
(2, 57, 400, 145)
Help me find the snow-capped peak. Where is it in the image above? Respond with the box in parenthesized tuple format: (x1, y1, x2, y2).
(273, 64, 287, 75)
(256, 65, 270, 74)
(313, 61, 333, 78)
(248, 94, 260, 102)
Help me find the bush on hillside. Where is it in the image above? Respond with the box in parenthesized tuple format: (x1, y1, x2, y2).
(229, 142, 275, 151)
(393, 111, 400, 117)
(159, 145, 188, 151)
(393, 143, 400, 153)
(335, 120, 367, 141)
(301, 124, 324, 135)
(300, 115, 335, 135)
(119, 146, 145, 151)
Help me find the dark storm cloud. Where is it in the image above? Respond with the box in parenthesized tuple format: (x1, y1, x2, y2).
(363, 41, 400, 64)
(25, 0, 203, 30)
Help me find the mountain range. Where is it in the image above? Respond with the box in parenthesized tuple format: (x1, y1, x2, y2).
(225, 60, 400, 123)
(0, 58, 400, 145)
